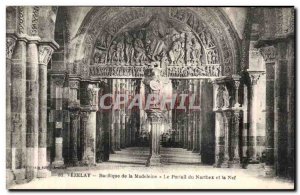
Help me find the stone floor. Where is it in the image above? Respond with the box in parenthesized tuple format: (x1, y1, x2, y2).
(10, 147, 294, 190)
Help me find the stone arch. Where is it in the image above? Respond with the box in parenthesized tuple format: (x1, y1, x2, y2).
(69, 7, 241, 78)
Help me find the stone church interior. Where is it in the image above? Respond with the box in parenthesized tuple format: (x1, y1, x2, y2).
(6, 6, 295, 188)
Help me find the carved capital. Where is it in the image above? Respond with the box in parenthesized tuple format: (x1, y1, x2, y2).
(146, 110, 163, 123)
(222, 110, 232, 123)
(233, 111, 241, 123)
(80, 111, 89, 122)
(38, 45, 54, 65)
(69, 110, 80, 120)
(234, 80, 240, 90)
(6, 36, 17, 59)
(259, 46, 277, 62)
(69, 80, 79, 89)
(232, 75, 241, 89)
(248, 71, 265, 86)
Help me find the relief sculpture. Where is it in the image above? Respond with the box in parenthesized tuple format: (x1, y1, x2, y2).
(90, 10, 222, 78)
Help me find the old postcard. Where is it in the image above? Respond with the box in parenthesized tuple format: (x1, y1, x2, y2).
(6, 6, 295, 190)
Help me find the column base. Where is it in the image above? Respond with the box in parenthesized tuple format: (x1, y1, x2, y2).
(52, 159, 64, 168)
(228, 160, 242, 168)
(264, 165, 276, 177)
(37, 169, 51, 178)
(192, 149, 199, 153)
(220, 161, 230, 168)
(13, 169, 27, 184)
(6, 169, 15, 188)
(146, 155, 161, 167)
(216, 157, 230, 168)
(81, 157, 96, 166)
(110, 149, 116, 154)
(248, 159, 260, 164)
(69, 159, 79, 167)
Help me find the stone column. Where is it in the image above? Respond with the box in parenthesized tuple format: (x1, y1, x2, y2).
(115, 110, 121, 151)
(67, 79, 80, 166)
(247, 70, 264, 163)
(183, 114, 188, 149)
(232, 75, 241, 108)
(242, 83, 249, 166)
(214, 111, 224, 167)
(144, 67, 164, 166)
(221, 110, 232, 168)
(25, 37, 40, 181)
(192, 111, 198, 153)
(125, 114, 130, 147)
(81, 110, 97, 165)
(120, 111, 126, 148)
(81, 84, 98, 165)
(11, 37, 27, 183)
(50, 74, 65, 168)
(229, 110, 242, 168)
(69, 109, 80, 166)
(212, 80, 232, 168)
(198, 79, 205, 158)
(6, 34, 17, 185)
(212, 81, 223, 167)
(180, 117, 184, 147)
(187, 80, 193, 150)
(192, 80, 199, 153)
(146, 110, 163, 166)
(37, 41, 58, 178)
(260, 46, 276, 176)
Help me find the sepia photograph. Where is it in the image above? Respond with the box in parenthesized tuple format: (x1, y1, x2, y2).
(5, 5, 295, 190)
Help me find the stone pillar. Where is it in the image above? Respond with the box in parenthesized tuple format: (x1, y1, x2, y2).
(81, 84, 98, 165)
(120, 111, 126, 148)
(187, 80, 193, 150)
(192, 111, 198, 153)
(214, 111, 224, 167)
(37, 41, 58, 178)
(11, 37, 27, 183)
(25, 37, 40, 181)
(183, 114, 188, 149)
(198, 79, 205, 159)
(144, 67, 164, 166)
(67, 79, 80, 166)
(180, 117, 184, 147)
(203, 80, 215, 164)
(212, 79, 232, 168)
(69, 109, 80, 166)
(247, 71, 264, 163)
(50, 74, 65, 168)
(146, 110, 163, 166)
(221, 110, 232, 168)
(229, 110, 242, 167)
(115, 110, 121, 151)
(232, 75, 241, 108)
(260, 46, 276, 176)
(213, 81, 223, 167)
(81, 110, 97, 165)
(192, 80, 199, 153)
(242, 83, 249, 165)
(286, 39, 295, 179)
(80, 111, 89, 163)
(6, 34, 17, 185)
